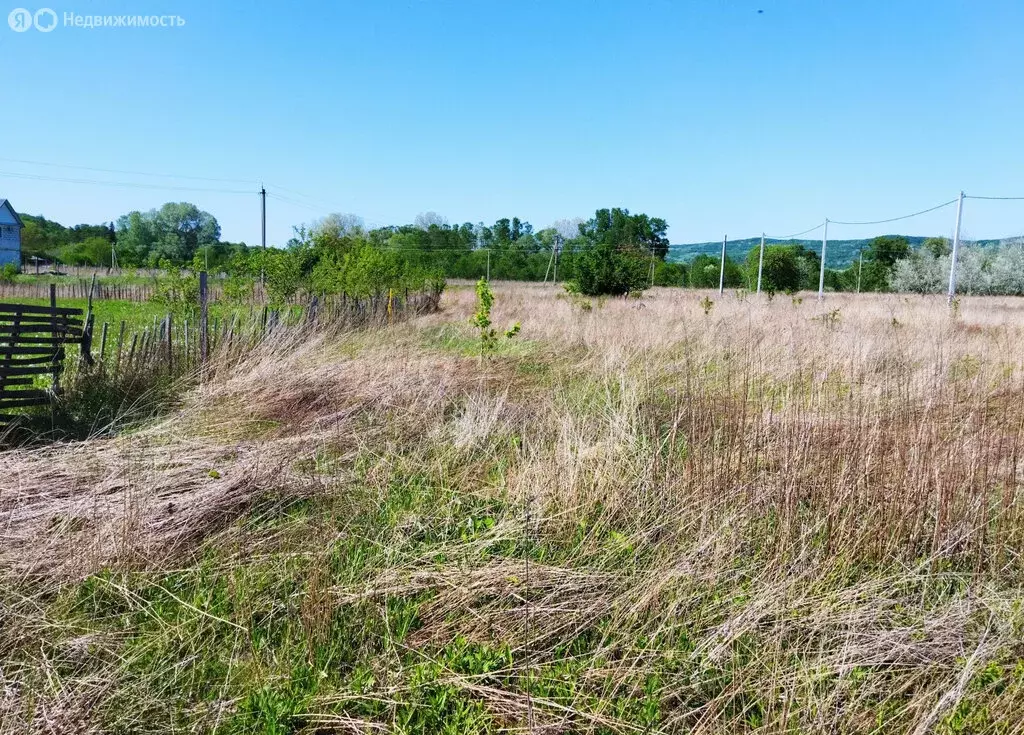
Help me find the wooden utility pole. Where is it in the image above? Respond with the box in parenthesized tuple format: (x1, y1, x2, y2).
(260, 185, 267, 288)
(199, 271, 209, 367)
(553, 237, 560, 282)
(718, 235, 727, 295)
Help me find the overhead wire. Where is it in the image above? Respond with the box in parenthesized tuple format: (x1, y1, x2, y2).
(0, 156, 256, 184)
(0, 169, 255, 195)
(965, 195, 1024, 201)
(766, 222, 826, 240)
(3, 157, 1022, 250)
(828, 198, 957, 226)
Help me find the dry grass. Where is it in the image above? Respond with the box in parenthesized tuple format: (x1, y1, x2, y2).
(1, 284, 1023, 733)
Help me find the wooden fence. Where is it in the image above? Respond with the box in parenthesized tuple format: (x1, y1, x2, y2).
(0, 289, 91, 426)
(0, 278, 442, 430)
(0, 280, 218, 303)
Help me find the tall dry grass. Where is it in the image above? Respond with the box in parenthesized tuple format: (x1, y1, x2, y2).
(1, 284, 1022, 733)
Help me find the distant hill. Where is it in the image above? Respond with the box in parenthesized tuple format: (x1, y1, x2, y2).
(667, 236, 1012, 269)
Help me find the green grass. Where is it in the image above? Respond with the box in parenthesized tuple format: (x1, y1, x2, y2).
(4, 296, 243, 334)
(5, 288, 1024, 733)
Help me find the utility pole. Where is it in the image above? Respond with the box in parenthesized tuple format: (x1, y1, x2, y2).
(544, 235, 560, 284)
(756, 233, 766, 294)
(817, 219, 828, 300)
(718, 235, 727, 295)
(260, 184, 267, 287)
(856, 248, 864, 293)
(486, 249, 490, 281)
(947, 191, 965, 305)
(553, 237, 560, 282)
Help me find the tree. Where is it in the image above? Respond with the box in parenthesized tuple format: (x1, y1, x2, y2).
(572, 239, 650, 295)
(314, 213, 364, 238)
(116, 202, 220, 266)
(414, 211, 448, 230)
(923, 237, 951, 258)
(19, 214, 116, 263)
(866, 235, 911, 267)
(551, 217, 584, 240)
(745, 246, 802, 293)
(58, 236, 113, 267)
(568, 207, 670, 295)
(653, 261, 688, 287)
(689, 254, 743, 289)
(579, 208, 670, 259)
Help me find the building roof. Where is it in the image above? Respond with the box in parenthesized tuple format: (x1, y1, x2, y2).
(0, 199, 25, 228)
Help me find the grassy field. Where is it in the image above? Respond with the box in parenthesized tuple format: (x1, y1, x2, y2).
(1, 284, 1023, 733)
(5, 297, 253, 333)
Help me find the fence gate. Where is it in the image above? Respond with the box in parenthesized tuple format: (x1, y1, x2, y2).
(0, 302, 88, 427)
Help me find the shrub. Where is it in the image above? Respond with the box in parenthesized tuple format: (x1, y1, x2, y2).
(571, 241, 651, 296)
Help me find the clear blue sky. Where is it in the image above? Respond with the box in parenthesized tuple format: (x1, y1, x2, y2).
(2, 0, 1023, 246)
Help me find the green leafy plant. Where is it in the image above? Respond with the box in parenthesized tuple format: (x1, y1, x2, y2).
(149, 261, 199, 317)
(0, 263, 17, 283)
(470, 278, 520, 359)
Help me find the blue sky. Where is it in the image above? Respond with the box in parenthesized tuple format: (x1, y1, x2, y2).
(2, 0, 1023, 246)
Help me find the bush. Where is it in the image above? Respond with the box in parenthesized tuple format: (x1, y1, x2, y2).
(745, 246, 802, 293)
(571, 241, 651, 296)
(689, 254, 743, 289)
(653, 261, 688, 287)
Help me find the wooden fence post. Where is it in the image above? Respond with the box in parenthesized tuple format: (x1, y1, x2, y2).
(166, 313, 173, 375)
(199, 271, 208, 367)
(49, 285, 59, 395)
(116, 321, 126, 373)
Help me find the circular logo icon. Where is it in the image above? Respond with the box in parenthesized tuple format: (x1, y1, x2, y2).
(34, 7, 57, 32)
(8, 7, 33, 31)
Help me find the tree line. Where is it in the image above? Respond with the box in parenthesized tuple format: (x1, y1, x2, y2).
(15, 201, 1023, 297)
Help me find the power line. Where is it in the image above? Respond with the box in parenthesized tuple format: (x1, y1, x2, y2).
(0, 156, 255, 184)
(0, 169, 254, 195)
(965, 195, 1024, 201)
(767, 222, 826, 240)
(828, 198, 957, 226)
(265, 191, 390, 229)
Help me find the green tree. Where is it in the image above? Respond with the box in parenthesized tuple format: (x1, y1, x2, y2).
(579, 208, 670, 259)
(572, 239, 650, 295)
(745, 246, 803, 293)
(689, 254, 743, 289)
(653, 261, 688, 287)
(866, 236, 911, 267)
(116, 202, 220, 266)
(58, 236, 113, 266)
(923, 237, 951, 258)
